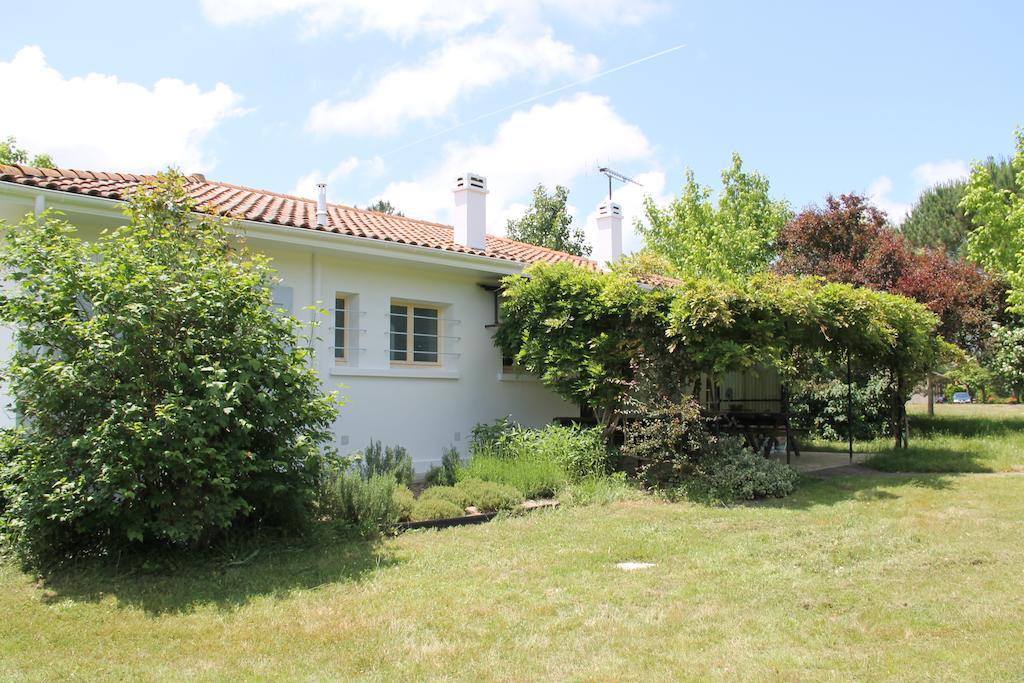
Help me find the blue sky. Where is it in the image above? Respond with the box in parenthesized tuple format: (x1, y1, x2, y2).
(2, 0, 1022, 252)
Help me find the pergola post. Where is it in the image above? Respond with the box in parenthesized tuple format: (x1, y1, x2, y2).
(847, 348, 853, 464)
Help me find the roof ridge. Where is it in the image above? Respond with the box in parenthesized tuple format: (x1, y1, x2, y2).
(0, 163, 208, 184)
(187, 177, 465, 233)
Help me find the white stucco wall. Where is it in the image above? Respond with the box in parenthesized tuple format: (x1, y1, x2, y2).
(0, 187, 579, 471)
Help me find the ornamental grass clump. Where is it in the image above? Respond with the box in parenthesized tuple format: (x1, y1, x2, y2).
(0, 172, 339, 562)
(461, 419, 610, 498)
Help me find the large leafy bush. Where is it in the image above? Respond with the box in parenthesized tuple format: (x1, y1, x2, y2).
(684, 437, 798, 502)
(621, 399, 797, 502)
(620, 399, 712, 487)
(789, 371, 892, 441)
(0, 173, 338, 560)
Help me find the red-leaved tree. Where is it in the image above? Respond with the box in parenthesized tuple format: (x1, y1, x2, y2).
(776, 194, 1002, 353)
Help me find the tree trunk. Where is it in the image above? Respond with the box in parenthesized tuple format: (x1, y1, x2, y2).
(927, 375, 934, 416)
(598, 406, 621, 444)
(896, 373, 908, 449)
(891, 371, 908, 450)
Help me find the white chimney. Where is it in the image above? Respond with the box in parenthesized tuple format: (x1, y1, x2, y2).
(594, 199, 623, 268)
(452, 172, 487, 251)
(316, 183, 328, 228)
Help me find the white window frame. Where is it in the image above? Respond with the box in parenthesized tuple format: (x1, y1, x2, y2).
(333, 294, 348, 364)
(389, 300, 442, 367)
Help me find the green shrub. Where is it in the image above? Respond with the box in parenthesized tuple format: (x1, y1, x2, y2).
(419, 485, 470, 510)
(454, 478, 523, 511)
(318, 467, 401, 537)
(459, 452, 565, 498)
(409, 498, 464, 522)
(680, 437, 798, 502)
(393, 485, 416, 522)
(470, 416, 518, 455)
(425, 446, 462, 486)
(361, 441, 413, 486)
(789, 371, 892, 441)
(621, 399, 797, 502)
(621, 398, 713, 487)
(0, 174, 338, 561)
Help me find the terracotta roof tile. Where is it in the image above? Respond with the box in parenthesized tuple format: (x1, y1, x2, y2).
(0, 164, 600, 271)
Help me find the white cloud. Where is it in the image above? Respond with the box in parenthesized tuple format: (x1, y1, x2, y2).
(866, 159, 970, 224)
(291, 155, 386, 200)
(911, 160, 969, 188)
(377, 92, 654, 237)
(867, 176, 911, 223)
(201, 0, 661, 39)
(0, 46, 245, 173)
(308, 31, 599, 136)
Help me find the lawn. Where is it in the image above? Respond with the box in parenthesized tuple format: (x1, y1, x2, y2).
(3, 411, 1024, 680)
(808, 403, 1024, 473)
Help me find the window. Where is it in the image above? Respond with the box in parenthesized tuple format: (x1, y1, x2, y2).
(270, 285, 293, 314)
(334, 296, 347, 363)
(390, 302, 440, 365)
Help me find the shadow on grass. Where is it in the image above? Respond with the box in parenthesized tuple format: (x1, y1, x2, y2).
(865, 445, 998, 473)
(805, 411, 1024, 465)
(909, 413, 1024, 439)
(34, 528, 398, 616)
(754, 471, 955, 511)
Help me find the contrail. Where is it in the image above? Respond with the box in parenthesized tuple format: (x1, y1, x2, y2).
(377, 43, 687, 158)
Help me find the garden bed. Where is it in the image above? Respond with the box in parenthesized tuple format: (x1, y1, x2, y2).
(397, 499, 559, 531)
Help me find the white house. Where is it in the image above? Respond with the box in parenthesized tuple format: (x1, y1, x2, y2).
(0, 165, 625, 473)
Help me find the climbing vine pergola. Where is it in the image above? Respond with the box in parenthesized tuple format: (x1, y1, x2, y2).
(496, 263, 944, 451)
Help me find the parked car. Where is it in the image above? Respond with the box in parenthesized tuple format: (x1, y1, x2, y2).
(952, 391, 972, 404)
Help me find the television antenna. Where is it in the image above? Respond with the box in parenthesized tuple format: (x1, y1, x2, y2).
(598, 166, 642, 200)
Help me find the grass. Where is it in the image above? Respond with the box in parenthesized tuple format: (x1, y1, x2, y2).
(806, 403, 1024, 473)
(2, 409, 1024, 679)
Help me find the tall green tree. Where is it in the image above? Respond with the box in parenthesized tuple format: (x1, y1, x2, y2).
(0, 136, 55, 168)
(366, 199, 403, 216)
(902, 181, 972, 255)
(638, 153, 791, 281)
(963, 129, 1024, 314)
(903, 159, 1016, 255)
(990, 324, 1024, 398)
(505, 184, 591, 257)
